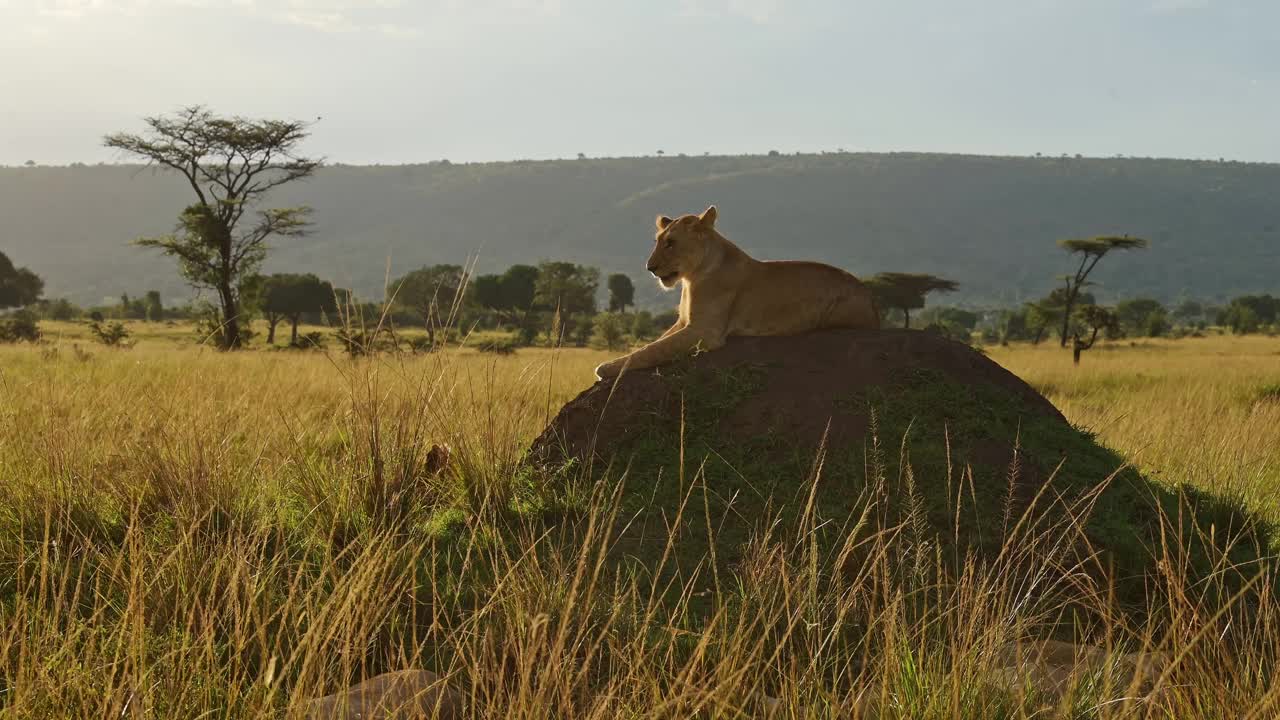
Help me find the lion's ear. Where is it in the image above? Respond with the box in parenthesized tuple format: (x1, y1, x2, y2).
(656, 215, 673, 230)
(698, 205, 717, 228)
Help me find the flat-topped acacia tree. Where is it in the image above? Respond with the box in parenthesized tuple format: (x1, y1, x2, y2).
(866, 272, 958, 329)
(1055, 235, 1148, 347)
(104, 106, 321, 349)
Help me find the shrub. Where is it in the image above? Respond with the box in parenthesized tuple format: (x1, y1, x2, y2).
(406, 336, 438, 354)
(88, 320, 131, 347)
(295, 331, 327, 349)
(630, 311, 656, 341)
(478, 340, 518, 355)
(592, 312, 628, 351)
(0, 310, 41, 343)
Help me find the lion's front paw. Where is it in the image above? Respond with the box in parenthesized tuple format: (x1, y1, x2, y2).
(594, 360, 622, 381)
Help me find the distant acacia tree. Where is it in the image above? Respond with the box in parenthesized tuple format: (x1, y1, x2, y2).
(0, 251, 43, 310)
(607, 273, 635, 313)
(261, 273, 336, 345)
(1025, 287, 1094, 345)
(1070, 304, 1118, 365)
(535, 261, 599, 345)
(473, 264, 539, 342)
(1054, 235, 1147, 347)
(392, 264, 468, 347)
(104, 106, 321, 349)
(866, 273, 958, 329)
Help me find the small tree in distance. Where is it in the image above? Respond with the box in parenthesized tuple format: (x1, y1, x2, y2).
(1054, 235, 1148, 347)
(607, 273, 635, 313)
(866, 273, 958, 329)
(261, 273, 337, 345)
(0, 251, 44, 310)
(534, 261, 599, 345)
(473, 264, 539, 343)
(104, 106, 321, 349)
(392, 264, 468, 347)
(1070, 304, 1118, 365)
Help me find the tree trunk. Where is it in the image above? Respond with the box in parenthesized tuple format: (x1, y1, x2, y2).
(290, 316, 300, 346)
(1072, 341, 1082, 365)
(1060, 289, 1077, 348)
(903, 308, 911, 329)
(218, 281, 240, 350)
(267, 316, 279, 344)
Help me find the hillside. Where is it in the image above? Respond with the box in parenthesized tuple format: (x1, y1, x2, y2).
(3, 152, 1279, 307)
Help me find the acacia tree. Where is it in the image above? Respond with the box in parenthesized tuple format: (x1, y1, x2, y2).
(534, 261, 599, 345)
(1025, 287, 1094, 345)
(472, 264, 539, 341)
(607, 273, 635, 313)
(104, 106, 321, 349)
(0, 251, 43, 310)
(1054, 235, 1147, 347)
(393, 264, 468, 347)
(866, 273, 958, 329)
(261, 273, 336, 345)
(1070, 304, 1118, 365)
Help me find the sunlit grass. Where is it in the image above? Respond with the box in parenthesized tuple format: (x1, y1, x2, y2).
(990, 335, 1280, 520)
(1, 330, 1278, 717)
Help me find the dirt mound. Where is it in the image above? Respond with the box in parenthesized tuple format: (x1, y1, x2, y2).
(529, 329, 1271, 610)
(534, 329, 1063, 470)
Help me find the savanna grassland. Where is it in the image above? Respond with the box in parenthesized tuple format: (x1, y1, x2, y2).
(2, 323, 1279, 718)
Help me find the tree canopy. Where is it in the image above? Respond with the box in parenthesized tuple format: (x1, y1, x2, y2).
(392, 264, 468, 346)
(534, 261, 599, 317)
(607, 273, 635, 313)
(866, 272, 958, 329)
(0, 251, 43, 310)
(472, 264, 538, 319)
(260, 273, 336, 345)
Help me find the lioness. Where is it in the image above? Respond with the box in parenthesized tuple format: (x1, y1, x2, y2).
(594, 205, 879, 380)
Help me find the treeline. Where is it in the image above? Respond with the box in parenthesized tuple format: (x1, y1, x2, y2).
(993, 294, 1280, 344)
(10, 259, 670, 351)
(8, 249, 1280, 352)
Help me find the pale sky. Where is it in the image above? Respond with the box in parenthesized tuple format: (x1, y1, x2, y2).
(2, 0, 1277, 166)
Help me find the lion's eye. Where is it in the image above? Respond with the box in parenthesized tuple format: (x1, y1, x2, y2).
(664, 238, 674, 249)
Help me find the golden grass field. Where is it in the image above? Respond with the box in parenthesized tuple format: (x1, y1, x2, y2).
(2, 321, 1279, 717)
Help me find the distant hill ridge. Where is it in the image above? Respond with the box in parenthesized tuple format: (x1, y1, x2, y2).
(4, 152, 1278, 307)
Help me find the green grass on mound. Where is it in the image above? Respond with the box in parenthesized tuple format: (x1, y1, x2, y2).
(540, 361, 1278, 621)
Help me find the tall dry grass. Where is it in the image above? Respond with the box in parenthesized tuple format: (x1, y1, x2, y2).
(1, 334, 1278, 717)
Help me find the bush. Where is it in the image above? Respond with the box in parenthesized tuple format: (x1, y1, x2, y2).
(571, 316, 593, 347)
(1223, 305, 1261, 335)
(405, 335, 438, 354)
(1143, 309, 1170, 337)
(295, 331, 326, 349)
(630, 311, 657, 341)
(478, 339, 518, 355)
(0, 310, 41, 343)
(88, 320, 131, 347)
(592, 312, 628, 351)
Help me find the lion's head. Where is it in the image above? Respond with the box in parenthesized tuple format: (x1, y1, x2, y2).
(646, 205, 718, 289)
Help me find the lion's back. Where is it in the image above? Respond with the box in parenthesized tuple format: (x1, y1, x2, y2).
(725, 258, 879, 335)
